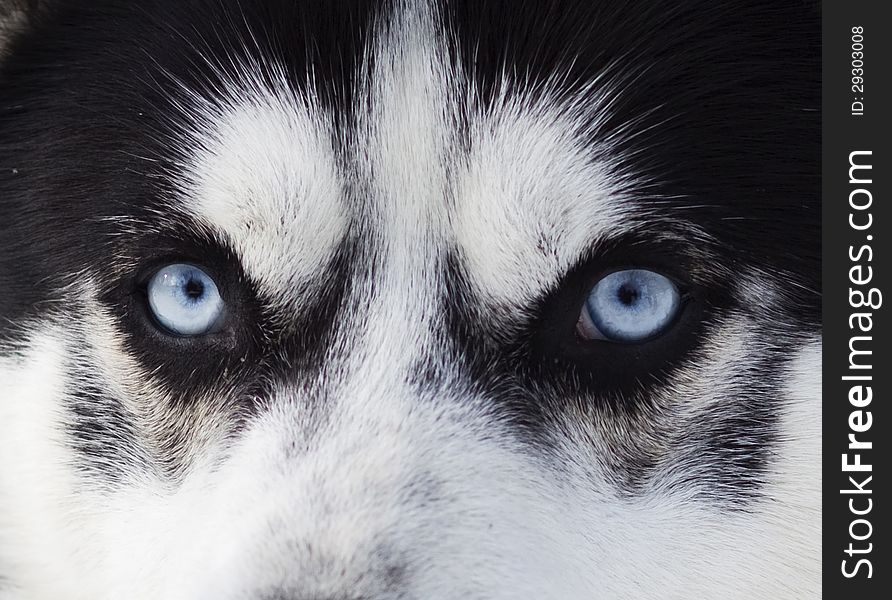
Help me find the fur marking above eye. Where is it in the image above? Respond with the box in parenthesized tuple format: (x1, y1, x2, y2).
(147, 264, 225, 336)
(577, 269, 681, 342)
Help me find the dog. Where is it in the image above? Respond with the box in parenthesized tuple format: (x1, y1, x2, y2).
(0, 1, 821, 598)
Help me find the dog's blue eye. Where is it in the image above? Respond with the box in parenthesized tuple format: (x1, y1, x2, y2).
(147, 264, 224, 336)
(578, 269, 681, 342)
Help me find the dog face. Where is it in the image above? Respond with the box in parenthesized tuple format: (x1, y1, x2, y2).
(0, 1, 820, 598)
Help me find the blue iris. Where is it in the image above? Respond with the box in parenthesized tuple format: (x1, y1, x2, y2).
(582, 269, 680, 342)
(147, 264, 224, 336)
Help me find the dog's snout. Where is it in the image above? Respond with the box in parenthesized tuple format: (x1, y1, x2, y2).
(258, 589, 378, 600)
(260, 595, 362, 600)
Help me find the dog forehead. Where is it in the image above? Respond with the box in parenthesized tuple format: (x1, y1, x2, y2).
(170, 10, 627, 311)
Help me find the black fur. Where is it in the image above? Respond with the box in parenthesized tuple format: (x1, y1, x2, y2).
(1, 0, 819, 501)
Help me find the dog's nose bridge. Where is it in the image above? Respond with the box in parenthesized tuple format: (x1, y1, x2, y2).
(187, 364, 554, 600)
(342, 260, 448, 383)
(196, 391, 445, 598)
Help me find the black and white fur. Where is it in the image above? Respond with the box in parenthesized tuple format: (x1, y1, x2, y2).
(0, 1, 820, 598)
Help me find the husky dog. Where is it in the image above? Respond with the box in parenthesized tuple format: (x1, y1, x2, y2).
(0, 1, 820, 598)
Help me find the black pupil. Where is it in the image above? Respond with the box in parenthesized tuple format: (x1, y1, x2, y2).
(616, 283, 639, 306)
(185, 277, 205, 299)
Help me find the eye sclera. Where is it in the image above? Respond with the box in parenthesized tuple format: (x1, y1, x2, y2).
(146, 263, 225, 336)
(576, 268, 682, 343)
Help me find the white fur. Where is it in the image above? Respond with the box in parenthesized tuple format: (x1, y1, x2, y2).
(0, 2, 820, 598)
(0, 324, 822, 599)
